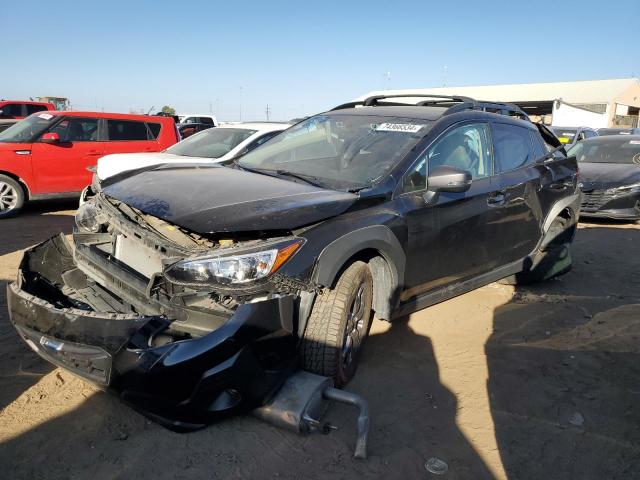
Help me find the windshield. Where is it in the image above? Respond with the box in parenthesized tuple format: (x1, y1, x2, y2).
(552, 128, 577, 144)
(0, 113, 58, 143)
(237, 114, 432, 190)
(568, 138, 640, 165)
(165, 127, 256, 158)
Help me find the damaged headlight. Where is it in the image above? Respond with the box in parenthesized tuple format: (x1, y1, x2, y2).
(75, 200, 106, 233)
(164, 239, 304, 286)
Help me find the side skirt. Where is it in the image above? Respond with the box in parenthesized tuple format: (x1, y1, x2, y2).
(392, 259, 524, 319)
(30, 191, 81, 200)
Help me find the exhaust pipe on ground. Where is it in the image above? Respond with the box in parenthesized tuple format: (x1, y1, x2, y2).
(253, 371, 370, 459)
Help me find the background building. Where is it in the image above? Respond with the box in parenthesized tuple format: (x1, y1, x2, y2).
(359, 78, 640, 128)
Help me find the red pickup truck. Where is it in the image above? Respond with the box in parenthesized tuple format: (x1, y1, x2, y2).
(0, 111, 179, 217)
(0, 100, 55, 119)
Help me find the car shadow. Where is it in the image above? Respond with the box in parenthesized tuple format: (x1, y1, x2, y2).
(486, 224, 640, 479)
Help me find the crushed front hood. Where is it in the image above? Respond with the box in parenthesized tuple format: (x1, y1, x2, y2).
(102, 164, 357, 234)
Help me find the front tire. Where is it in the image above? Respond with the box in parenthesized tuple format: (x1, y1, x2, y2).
(0, 175, 25, 219)
(301, 261, 374, 387)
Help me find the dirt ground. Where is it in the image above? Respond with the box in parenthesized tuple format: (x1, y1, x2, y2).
(1, 200, 640, 479)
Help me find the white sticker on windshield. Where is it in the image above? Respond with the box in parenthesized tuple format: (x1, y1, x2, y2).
(373, 123, 423, 133)
(630, 140, 640, 144)
(38, 113, 53, 120)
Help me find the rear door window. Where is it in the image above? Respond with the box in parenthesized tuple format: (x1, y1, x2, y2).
(492, 123, 534, 172)
(107, 120, 149, 141)
(199, 117, 214, 125)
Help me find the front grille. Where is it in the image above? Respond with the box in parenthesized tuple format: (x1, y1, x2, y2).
(581, 190, 614, 211)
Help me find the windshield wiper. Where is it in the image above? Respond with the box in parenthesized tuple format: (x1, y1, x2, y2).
(234, 163, 279, 177)
(235, 164, 326, 188)
(274, 170, 325, 188)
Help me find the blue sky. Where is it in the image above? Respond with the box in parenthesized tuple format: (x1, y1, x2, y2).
(1, 0, 638, 121)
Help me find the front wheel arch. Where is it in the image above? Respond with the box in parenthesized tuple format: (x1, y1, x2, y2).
(311, 226, 405, 321)
(0, 170, 30, 200)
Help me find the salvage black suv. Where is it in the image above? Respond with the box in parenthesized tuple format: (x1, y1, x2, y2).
(8, 94, 581, 429)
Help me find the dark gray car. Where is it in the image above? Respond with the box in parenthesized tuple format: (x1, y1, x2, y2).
(571, 135, 640, 220)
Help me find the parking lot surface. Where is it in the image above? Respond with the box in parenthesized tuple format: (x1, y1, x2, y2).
(1, 201, 640, 479)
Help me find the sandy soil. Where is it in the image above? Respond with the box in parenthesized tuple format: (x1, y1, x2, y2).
(1, 201, 640, 479)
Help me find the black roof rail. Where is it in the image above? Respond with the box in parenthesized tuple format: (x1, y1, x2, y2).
(331, 93, 474, 111)
(330, 101, 367, 111)
(330, 93, 530, 121)
(362, 94, 475, 106)
(444, 100, 529, 120)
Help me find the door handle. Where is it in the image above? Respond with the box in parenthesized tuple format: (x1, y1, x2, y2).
(488, 191, 506, 206)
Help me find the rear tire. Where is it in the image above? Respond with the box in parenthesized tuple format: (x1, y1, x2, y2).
(301, 261, 374, 387)
(0, 175, 25, 219)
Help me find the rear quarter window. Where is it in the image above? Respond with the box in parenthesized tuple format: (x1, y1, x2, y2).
(147, 122, 162, 139)
(107, 119, 149, 141)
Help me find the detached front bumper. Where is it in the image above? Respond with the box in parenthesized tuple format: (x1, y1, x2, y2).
(7, 236, 298, 431)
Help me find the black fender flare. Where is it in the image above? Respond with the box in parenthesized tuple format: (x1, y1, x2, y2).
(542, 192, 581, 233)
(312, 225, 405, 321)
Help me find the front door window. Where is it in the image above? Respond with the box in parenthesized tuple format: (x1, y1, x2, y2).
(50, 118, 99, 142)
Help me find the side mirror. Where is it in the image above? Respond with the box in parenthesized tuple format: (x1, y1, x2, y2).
(40, 132, 60, 143)
(427, 165, 472, 193)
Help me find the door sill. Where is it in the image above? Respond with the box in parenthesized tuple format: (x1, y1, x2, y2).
(393, 259, 524, 319)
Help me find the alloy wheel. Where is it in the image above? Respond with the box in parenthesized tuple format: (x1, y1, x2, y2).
(342, 282, 368, 368)
(0, 181, 18, 213)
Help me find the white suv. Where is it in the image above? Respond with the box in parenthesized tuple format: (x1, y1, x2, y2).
(177, 114, 218, 126)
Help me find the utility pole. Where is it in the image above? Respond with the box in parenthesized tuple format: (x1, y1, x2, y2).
(443, 65, 448, 87)
(265, 104, 271, 121)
